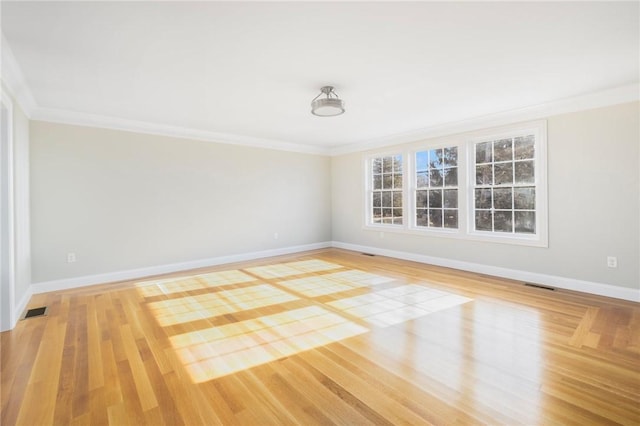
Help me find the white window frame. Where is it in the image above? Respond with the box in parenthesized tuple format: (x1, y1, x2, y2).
(363, 152, 406, 230)
(362, 120, 548, 248)
(466, 121, 548, 247)
(408, 142, 463, 235)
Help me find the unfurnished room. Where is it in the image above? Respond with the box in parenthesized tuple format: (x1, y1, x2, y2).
(1, 1, 639, 425)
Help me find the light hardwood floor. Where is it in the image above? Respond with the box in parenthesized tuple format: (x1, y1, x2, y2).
(1, 248, 639, 425)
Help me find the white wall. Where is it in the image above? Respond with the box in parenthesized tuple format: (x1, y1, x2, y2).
(30, 121, 331, 284)
(13, 95, 31, 309)
(332, 102, 639, 295)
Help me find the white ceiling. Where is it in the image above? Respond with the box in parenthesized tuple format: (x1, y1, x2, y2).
(2, 1, 639, 153)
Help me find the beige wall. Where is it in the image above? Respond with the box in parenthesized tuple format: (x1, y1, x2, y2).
(30, 122, 331, 283)
(332, 102, 640, 291)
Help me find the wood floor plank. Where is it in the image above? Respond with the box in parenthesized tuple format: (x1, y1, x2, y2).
(1, 248, 638, 425)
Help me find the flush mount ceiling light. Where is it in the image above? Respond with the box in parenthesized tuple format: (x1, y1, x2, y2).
(311, 86, 345, 117)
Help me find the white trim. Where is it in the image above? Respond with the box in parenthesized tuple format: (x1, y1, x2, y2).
(330, 83, 640, 156)
(0, 33, 37, 117)
(0, 89, 16, 332)
(331, 241, 640, 303)
(31, 242, 332, 294)
(31, 107, 330, 156)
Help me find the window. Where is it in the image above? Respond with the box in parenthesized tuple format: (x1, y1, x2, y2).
(415, 147, 458, 229)
(473, 135, 536, 234)
(364, 120, 547, 247)
(369, 154, 403, 225)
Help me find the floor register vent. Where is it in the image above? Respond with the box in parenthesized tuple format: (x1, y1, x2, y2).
(524, 283, 556, 291)
(21, 306, 48, 320)
(361, 253, 376, 257)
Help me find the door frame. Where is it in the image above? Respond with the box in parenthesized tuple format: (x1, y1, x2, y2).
(1, 88, 16, 331)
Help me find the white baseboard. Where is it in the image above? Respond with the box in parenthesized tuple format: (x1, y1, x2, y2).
(26, 240, 640, 303)
(31, 242, 332, 294)
(331, 241, 639, 302)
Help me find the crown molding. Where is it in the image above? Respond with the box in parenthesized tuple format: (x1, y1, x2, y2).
(329, 83, 640, 156)
(1, 33, 37, 116)
(3, 33, 637, 157)
(31, 107, 331, 156)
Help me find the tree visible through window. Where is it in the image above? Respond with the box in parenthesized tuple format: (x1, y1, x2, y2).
(474, 135, 536, 234)
(415, 147, 458, 229)
(371, 155, 403, 224)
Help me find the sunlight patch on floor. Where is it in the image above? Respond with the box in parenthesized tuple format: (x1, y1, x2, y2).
(146, 284, 299, 326)
(276, 269, 394, 297)
(322, 269, 396, 286)
(170, 306, 368, 382)
(245, 259, 343, 279)
(328, 285, 472, 326)
(135, 269, 257, 297)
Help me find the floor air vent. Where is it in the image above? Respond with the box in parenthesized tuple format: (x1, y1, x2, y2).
(525, 283, 555, 291)
(361, 253, 376, 256)
(22, 306, 48, 319)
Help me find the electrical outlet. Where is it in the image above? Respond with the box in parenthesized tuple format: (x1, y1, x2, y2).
(607, 256, 617, 268)
(67, 252, 77, 263)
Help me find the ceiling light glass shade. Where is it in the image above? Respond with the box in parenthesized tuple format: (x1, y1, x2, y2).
(311, 86, 345, 117)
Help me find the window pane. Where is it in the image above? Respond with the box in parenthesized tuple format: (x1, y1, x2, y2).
(444, 167, 458, 187)
(475, 211, 492, 231)
(429, 209, 443, 227)
(444, 147, 458, 167)
(382, 192, 391, 207)
(393, 155, 403, 173)
(394, 174, 403, 189)
(373, 208, 382, 221)
(428, 190, 442, 208)
(429, 149, 443, 169)
(444, 210, 458, 229)
(373, 175, 382, 190)
(416, 209, 428, 227)
(417, 171, 429, 188)
(444, 189, 457, 208)
(476, 164, 493, 185)
(393, 208, 403, 220)
(383, 208, 392, 218)
(515, 161, 535, 184)
(416, 190, 428, 208)
(475, 188, 492, 209)
(494, 139, 513, 162)
(416, 151, 429, 171)
(373, 192, 381, 207)
(494, 162, 513, 185)
(514, 187, 535, 210)
(515, 211, 536, 233)
(476, 141, 492, 163)
(494, 211, 513, 232)
(383, 174, 393, 189)
(372, 158, 382, 174)
(493, 188, 513, 210)
(382, 217, 392, 224)
(383, 157, 393, 173)
(392, 191, 403, 208)
(430, 169, 443, 187)
(392, 217, 403, 225)
(514, 135, 535, 160)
